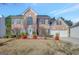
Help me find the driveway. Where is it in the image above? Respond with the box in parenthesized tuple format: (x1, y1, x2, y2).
(61, 37, 79, 45)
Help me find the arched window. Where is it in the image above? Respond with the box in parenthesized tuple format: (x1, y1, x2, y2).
(27, 16, 33, 25)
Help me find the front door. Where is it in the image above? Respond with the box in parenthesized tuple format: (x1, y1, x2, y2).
(27, 16, 33, 38)
(27, 25, 33, 38)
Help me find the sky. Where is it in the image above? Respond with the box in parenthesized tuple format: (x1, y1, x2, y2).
(0, 3, 79, 23)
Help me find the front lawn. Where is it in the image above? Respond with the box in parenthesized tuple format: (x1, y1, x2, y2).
(0, 38, 79, 55)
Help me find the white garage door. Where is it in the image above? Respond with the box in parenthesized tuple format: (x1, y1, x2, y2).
(49, 30, 68, 37)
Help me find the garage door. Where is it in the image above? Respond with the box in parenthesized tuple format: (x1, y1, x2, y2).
(49, 30, 68, 37)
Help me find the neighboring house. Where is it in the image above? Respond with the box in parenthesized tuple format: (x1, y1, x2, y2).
(70, 22, 79, 38)
(0, 15, 6, 38)
(11, 8, 69, 37)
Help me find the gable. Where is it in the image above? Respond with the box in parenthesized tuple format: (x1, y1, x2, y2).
(59, 18, 68, 27)
(51, 18, 68, 27)
(50, 18, 69, 30)
(23, 8, 37, 20)
(23, 8, 37, 16)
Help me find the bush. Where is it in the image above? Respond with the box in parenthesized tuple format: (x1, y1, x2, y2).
(33, 32, 37, 35)
(26, 32, 28, 35)
(20, 32, 28, 36)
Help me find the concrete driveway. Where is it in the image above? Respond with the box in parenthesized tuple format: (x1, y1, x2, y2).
(61, 37, 79, 44)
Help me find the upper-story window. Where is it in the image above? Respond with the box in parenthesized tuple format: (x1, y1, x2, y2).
(56, 21, 62, 25)
(39, 19, 45, 24)
(12, 19, 22, 24)
(27, 16, 33, 25)
(59, 21, 62, 25)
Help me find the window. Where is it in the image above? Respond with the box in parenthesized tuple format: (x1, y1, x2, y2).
(12, 19, 17, 24)
(59, 21, 62, 25)
(27, 17, 33, 25)
(56, 21, 62, 25)
(56, 21, 59, 25)
(12, 19, 22, 24)
(40, 19, 45, 24)
(17, 19, 20, 24)
(20, 20, 23, 24)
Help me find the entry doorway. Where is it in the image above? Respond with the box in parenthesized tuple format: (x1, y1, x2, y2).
(27, 25, 33, 38)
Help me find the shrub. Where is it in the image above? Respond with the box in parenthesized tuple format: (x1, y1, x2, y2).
(20, 32, 28, 36)
(33, 32, 37, 35)
(26, 32, 28, 35)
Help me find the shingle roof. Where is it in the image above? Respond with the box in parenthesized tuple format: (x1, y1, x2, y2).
(37, 15, 50, 19)
(22, 7, 37, 15)
(11, 15, 23, 17)
(11, 15, 24, 19)
(37, 15, 49, 17)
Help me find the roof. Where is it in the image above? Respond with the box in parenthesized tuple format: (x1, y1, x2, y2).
(58, 18, 69, 27)
(48, 19, 56, 26)
(22, 7, 37, 15)
(11, 15, 24, 19)
(37, 15, 50, 19)
(11, 15, 23, 17)
(37, 15, 49, 17)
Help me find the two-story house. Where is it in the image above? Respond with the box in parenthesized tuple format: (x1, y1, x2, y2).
(11, 8, 69, 37)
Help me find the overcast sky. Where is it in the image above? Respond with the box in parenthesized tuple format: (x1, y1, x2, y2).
(0, 3, 79, 23)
